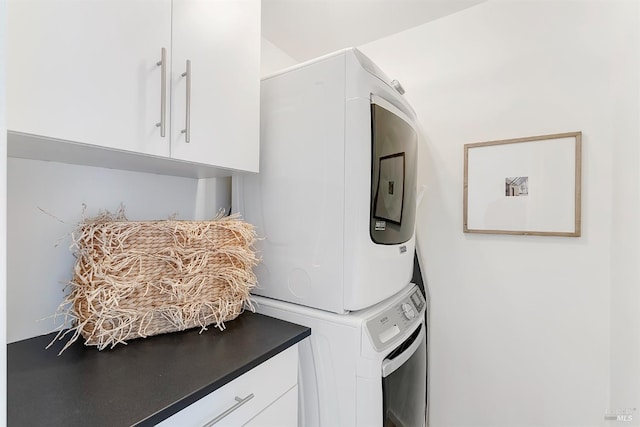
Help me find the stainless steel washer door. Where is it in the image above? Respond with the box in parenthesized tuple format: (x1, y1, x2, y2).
(382, 323, 427, 427)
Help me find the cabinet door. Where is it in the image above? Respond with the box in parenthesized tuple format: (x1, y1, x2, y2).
(7, 0, 171, 157)
(170, 0, 260, 172)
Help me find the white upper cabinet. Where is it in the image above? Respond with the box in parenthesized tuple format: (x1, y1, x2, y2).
(171, 0, 260, 172)
(7, 0, 260, 175)
(8, 0, 173, 157)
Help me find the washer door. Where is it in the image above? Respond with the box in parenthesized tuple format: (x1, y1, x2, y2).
(382, 324, 427, 427)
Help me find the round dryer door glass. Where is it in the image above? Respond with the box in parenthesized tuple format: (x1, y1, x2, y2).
(370, 101, 417, 245)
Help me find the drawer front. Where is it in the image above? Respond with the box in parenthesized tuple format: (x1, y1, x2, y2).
(157, 345, 298, 427)
(243, 385, 298, 427)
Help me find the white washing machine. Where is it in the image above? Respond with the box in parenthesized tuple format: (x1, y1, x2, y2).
(253, 283, 427, 427)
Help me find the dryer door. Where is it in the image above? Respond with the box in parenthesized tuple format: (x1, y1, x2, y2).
(370, 95, 417, 245)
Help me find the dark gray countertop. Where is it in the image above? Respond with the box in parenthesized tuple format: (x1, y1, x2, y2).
(8, 312, 311, 427)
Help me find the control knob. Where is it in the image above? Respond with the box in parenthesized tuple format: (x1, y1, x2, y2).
(401, 302, 416, 320)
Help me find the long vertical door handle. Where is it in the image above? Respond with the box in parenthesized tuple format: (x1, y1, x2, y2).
(155, 47, 167, 137)
(181, 59, 192, 143)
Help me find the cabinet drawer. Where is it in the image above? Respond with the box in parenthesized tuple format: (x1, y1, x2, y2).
(244, 385, 298, 427)
(156, 345, 298, 426)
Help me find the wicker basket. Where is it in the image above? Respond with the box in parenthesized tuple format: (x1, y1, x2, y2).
(52, 212, 258, 353)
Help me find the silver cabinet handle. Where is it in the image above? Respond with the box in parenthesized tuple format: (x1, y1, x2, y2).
(181, 59, 192, 143)
(155, 47, 167, 137)
(204, 393, 255, 426)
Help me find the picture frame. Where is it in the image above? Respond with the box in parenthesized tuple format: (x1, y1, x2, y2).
(463, 131, 582, 237)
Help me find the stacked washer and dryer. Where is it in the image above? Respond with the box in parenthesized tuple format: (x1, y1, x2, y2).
(233, 48, 427, 427)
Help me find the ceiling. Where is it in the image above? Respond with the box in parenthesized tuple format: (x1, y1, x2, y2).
(262, 0, 486, 62)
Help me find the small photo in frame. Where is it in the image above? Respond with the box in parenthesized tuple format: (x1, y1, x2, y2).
(463, 131, 582, 237)
(505, 177, 528, 197)
(374, 152, 405, 225)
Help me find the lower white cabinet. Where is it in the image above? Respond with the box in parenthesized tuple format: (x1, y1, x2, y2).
(156, 345, 299, 426)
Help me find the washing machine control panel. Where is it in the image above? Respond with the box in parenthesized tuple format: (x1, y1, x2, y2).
(365, 286, 426, 352)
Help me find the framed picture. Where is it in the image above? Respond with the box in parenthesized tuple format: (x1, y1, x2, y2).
(463, 131, 582, 237)
(374, 152, 405, 224)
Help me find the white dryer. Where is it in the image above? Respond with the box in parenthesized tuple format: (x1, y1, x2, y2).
(234, 48, 419, 314)
(253, 283, 427, 427)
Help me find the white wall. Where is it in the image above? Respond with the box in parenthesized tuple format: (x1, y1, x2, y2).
(1, 0, 8, 422)
(261, 37, 298, 77)
(7, 159, 231, 343)
(360, 1, 639, 426)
